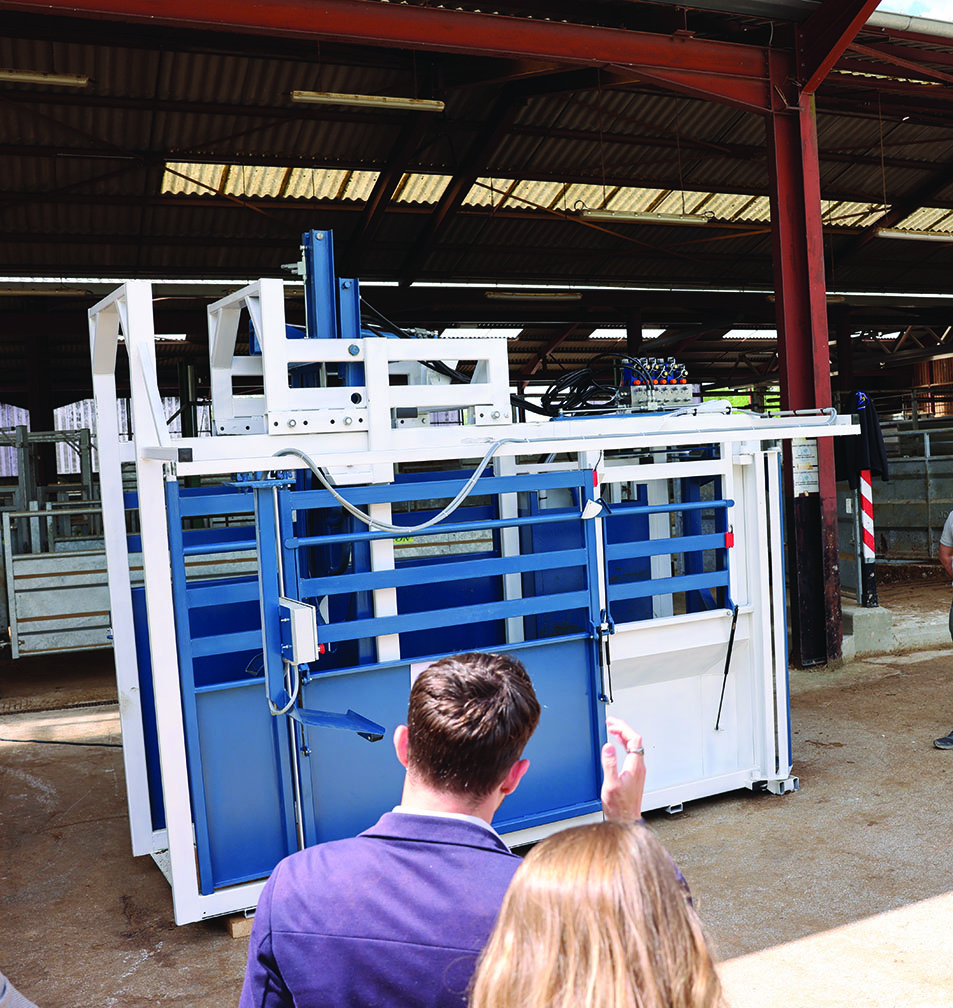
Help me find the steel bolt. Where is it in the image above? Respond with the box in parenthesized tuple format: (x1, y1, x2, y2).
(348, 344, 360, 356)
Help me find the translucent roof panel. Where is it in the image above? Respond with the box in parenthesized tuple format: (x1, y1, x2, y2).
(821, 200, 887, 228)
(893, 206, 953, 233)
(394, 173, 453, 204)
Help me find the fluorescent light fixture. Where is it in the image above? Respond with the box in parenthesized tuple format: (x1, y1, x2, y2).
(0, 287, 88, 296)
(484, 291, 582, 301)
(579, 209, 710, 225)
(291, 90, 444, 112)
(0, 68, 88, 87)
(589, 328, 665, 339)
(875, 228, 953, 242)
(439, 328, 523, 339)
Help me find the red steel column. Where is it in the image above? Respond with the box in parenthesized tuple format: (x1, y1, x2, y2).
(767, 87, 842, 666)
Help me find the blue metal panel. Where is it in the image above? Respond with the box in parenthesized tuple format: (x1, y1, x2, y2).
(297, 664, 409, 846)
(195, 684, 298, 887)
(492, 638, 605, 833)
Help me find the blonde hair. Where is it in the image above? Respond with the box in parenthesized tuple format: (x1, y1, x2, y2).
(469, 821, 724, 1008)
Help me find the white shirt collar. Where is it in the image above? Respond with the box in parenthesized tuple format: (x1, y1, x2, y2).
(392, 804, 503, 841)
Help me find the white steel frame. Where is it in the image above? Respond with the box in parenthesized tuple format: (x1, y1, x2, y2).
(92, 279, 856, 923)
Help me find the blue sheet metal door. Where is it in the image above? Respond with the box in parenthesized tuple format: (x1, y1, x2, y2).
(164, 468, 611, 894)
(257, 468, 610, 845)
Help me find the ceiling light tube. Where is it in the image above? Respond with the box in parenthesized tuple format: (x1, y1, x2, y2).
(875, 228, 953, 242)
(579, 208, 710, 225)
(484, 291, 582, 300)
(291, 90, 444, 112)
(0, 68, 88, 87)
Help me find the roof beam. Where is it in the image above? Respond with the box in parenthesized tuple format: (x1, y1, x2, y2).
(4, 0, 779, 111)
(798, 0, 883, 94)
(398, 86, 522, 286)
(843, 42, 953, 85)
(518, 323, 584, 378)
(341, 112, 431, 277)
(836, 156, 953, 260)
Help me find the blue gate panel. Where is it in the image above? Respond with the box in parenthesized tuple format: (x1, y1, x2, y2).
(195, 684, 296, 889)
(297, 665, 409, 845)
(492, 638, 604, 833)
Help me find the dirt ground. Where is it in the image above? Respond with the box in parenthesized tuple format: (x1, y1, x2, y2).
(1, 584, 952, 1006)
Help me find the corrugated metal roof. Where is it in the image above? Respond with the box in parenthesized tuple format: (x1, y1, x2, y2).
(6, 0, 953, 313)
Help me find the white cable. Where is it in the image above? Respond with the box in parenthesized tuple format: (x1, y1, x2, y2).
(269, 658, 300, 716)
(273, 439, 528, 534)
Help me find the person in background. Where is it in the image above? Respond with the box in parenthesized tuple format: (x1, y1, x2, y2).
(935, 512, 953, 749)
(469, 820, 723, 1008)
(239, 650, 646, 1008)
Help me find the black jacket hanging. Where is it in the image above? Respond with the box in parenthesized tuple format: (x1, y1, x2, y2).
(834, 390, 890, 490)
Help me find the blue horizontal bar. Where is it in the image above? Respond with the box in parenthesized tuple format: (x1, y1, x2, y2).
(190, 629, 262, 658)
(606, 498, 733, 517)
(194, 676, 264, 694)
(186, 579, 260, 608)
(286, 470, 589, 510)
(286, 507, 583, 549)
(605, 531, 725, 561)
(299, 546, 588, 597)
(318, 589, 591, 644)
(181, 539, 257, 557)
(608, 570, 728, 603)
(177, 493, 256, 519)
(192, 633, 592, 690)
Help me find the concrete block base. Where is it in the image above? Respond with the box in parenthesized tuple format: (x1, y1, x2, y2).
(841, 602, 896, 660)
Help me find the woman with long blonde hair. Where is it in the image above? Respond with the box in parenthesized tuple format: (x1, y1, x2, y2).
(469, 821, 723, 1008)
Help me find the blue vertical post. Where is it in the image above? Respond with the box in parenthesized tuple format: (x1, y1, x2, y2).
(337, 276, 365, 388)
(302, 230, 338, 341)
(254, 485, 289, 710)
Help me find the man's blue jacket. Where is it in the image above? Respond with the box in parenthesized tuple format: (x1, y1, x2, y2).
(238, 812, 520, 1008)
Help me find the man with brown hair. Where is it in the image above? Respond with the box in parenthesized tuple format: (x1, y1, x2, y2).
(239, 651, 644, 1008)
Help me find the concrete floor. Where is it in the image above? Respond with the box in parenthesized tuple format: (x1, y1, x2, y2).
(2, 580, 953, 1007)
